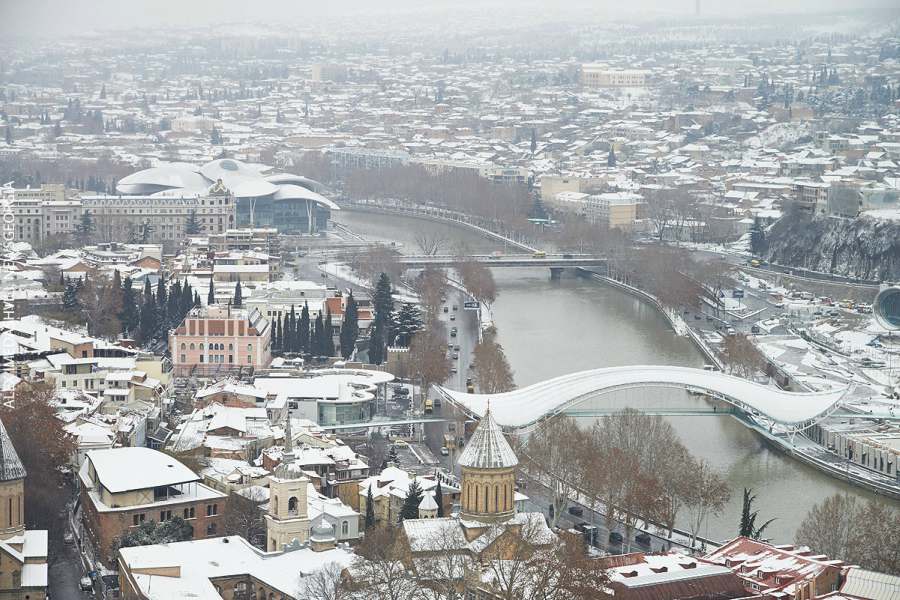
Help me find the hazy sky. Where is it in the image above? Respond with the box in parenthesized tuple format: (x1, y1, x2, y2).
(0, 0, 895, 38)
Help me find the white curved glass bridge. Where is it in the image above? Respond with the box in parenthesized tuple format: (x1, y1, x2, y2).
(436, 366, 851, 434)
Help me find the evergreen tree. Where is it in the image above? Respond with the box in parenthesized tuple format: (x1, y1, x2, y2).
(184, 209, 201, 235)
(365, 485, 375, 529)
(368, 321, 384, 365)
(74, 210, 95, 245)
(608, 147, 617, 167)
(393, 303, 423, 347)
(312, 313, 325, 356)
(435, 480, 444, 518)
(530, 128, 537, 156)
(5, 125, 11, 145)
(138, 291, 158, 343)
(273, 315, 283, 354)
(233, 280, 243, 307)
(53, 121, 62, 138)
(339, 292, 359, 359)
(210, 127, 222, 145)
(749, 220, 767, 257)
(323, 308, 335, 357)
(62, 279, 80, 313)
(143, 278, 153, 303)
(181, 281, 194, 318)
(373, 273, 394, 340)
(207, 279, 215, 305)
(299, 302, 310, 352)
(100, 83, 106, 99)
(739, 488, 775, 540)
(120, 277, 139, 335)
(193, 291, 200, 306)
(399, 478, 423, 522)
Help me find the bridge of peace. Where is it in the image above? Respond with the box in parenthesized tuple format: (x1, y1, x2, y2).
(434, 365, 886, 436)
(395, 253, 607, 279)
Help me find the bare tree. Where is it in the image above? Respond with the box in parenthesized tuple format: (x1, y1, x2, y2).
(77, 274, 123, 339)
(413, 525, 475, 600)
(682, 458, 731, 548)
(223, 489, 267, 548)
(522, 416, 584, 528)
(472, 328, 515, 393)
(298, 562, 347, 600)
(413, 266, 449, 320)
(415, 233, 447, 256)
(456, 260, 497, 310)
(341, 526, 418, 600)
(722, 333, 767, 379)
(408, 324, 452, 397)
(645, 188, 675, 241)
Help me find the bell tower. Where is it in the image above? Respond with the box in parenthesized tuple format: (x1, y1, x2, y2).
(265, 416, 310, 552)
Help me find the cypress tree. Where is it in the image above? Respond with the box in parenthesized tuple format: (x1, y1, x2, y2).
(193, 291, 200, 306)
(368, 321, 384, 365)
(323, 308, 335, 357)
(365, 485, 375, 529)
(312, 313, 325, 356)
(287, 305, 297, 353)
(63, 279, 80, 313)
(608, 147, 617, 167)
(399, 478, 423, 522)
(207, 279, 215, 305)
(120, 277, 139, 335)
(273, 315, 282, 354)
(299, 302, 310, 352)
(435, 480, 444, 517)
(339, 292, 359, 359)
(139, 292, 158, 343)
(233, 280, 242, 307)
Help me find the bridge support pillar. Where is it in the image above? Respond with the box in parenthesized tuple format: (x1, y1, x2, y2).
(549, 267, 563, 280)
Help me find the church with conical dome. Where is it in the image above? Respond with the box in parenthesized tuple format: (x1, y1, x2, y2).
(400, 406, 555, 560)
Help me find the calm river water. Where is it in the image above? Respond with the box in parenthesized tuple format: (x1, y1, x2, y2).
(335, 210, 887, 543)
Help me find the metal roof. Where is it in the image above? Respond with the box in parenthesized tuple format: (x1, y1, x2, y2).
(456, 408, 518, 469)
(0, 419, 26, 482)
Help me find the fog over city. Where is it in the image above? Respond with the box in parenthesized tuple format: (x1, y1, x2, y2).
(1, 1, 900, 599)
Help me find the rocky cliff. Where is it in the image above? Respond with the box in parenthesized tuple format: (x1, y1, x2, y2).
(765, 213, 900, 282)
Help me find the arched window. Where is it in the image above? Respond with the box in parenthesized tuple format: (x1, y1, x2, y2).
(189, 343, 195, 350)
(342, 521, 348, 535)
(199, 343, 204, 350)
(272, 496, 278, 514)
(474, 486, 478, 509)
(288, 496, 299, 514)
(247, 343, 253, 352)
(228, 343, 233, 351)
(180, 342, 186, 350)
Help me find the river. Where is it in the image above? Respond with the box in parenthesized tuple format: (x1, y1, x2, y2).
(334, 210, 885, 544)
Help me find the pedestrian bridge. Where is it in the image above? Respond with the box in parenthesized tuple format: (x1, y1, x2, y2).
(436, 366, 850, 433)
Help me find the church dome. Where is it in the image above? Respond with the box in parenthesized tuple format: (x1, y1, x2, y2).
(457, 408, 518, 470)
(310, 518, 335, 543)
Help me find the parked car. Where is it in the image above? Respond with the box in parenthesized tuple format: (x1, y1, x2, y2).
(450, 314, 456, 321)
(635, 532, 652, 546)
(567, 505, 584, 517)
(609, 531, 624, 545)
(750, 325, 761, 334)
(393, 440, 409, 448)
(440, 447, 449, 456)
(452, 305, 458, 311)
(452, 352, 459, 360)
(80, 576, 93, 591)
(443, 306, 449, 313)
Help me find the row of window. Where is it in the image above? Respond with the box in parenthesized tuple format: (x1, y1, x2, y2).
(180, 342, 253, 352)
(131, 504, 217, 527)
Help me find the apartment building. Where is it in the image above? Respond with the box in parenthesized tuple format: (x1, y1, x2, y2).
(581, 64, 650, 88)
(79, 447, 227, 563)
(169, 306, 272, 377)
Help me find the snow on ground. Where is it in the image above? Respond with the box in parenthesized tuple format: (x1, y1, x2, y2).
(743, 121, 812, 149)
(862, 208, 900, 221)
(320, 262, 419, 303)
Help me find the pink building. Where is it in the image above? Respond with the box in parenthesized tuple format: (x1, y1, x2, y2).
(169, 306, 271, 377)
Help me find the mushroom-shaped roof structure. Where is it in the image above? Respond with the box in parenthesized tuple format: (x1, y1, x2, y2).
(272, 184, 340, 210)
(228, 176, 279, 198)
(200, 158, 268, 182)
(265, 173, 327, 193)
(116, 164, 206, 195)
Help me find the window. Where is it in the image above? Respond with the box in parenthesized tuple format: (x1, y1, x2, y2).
(247, 344, 252, 352)
(183, 507, 195, 519)
(160, 510, 172, 521)
(180, 354, 186, 363)
(341, 521, 348, 535)
(206, 523, 217, 536)
(189, 343, 195, 350)
(228, 343, 233, 351)
(247, 355, 252, 364)
(180, 343, 186, 350)
(132, 513, 146, 526)
(207, 503, 218, 516)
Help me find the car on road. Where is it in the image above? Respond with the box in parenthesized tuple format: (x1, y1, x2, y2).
(64, 531, 75, 545)
(393, 439, 409, 448)
(452, 352, 459, 360)
(80, 576, 93, 591)
(440, 447, 449, 456)
(453, 345, 460, 351)
(450, 367, 458, 374)
(635, 532, 652, 546)
(443, 306, 449, 313)
(450, 314, 456, 321)
(608, 531, 624, 545)
(450, 327, 458, 337)
(567, 506, 584, 517)
(452, 305, 458, 311)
